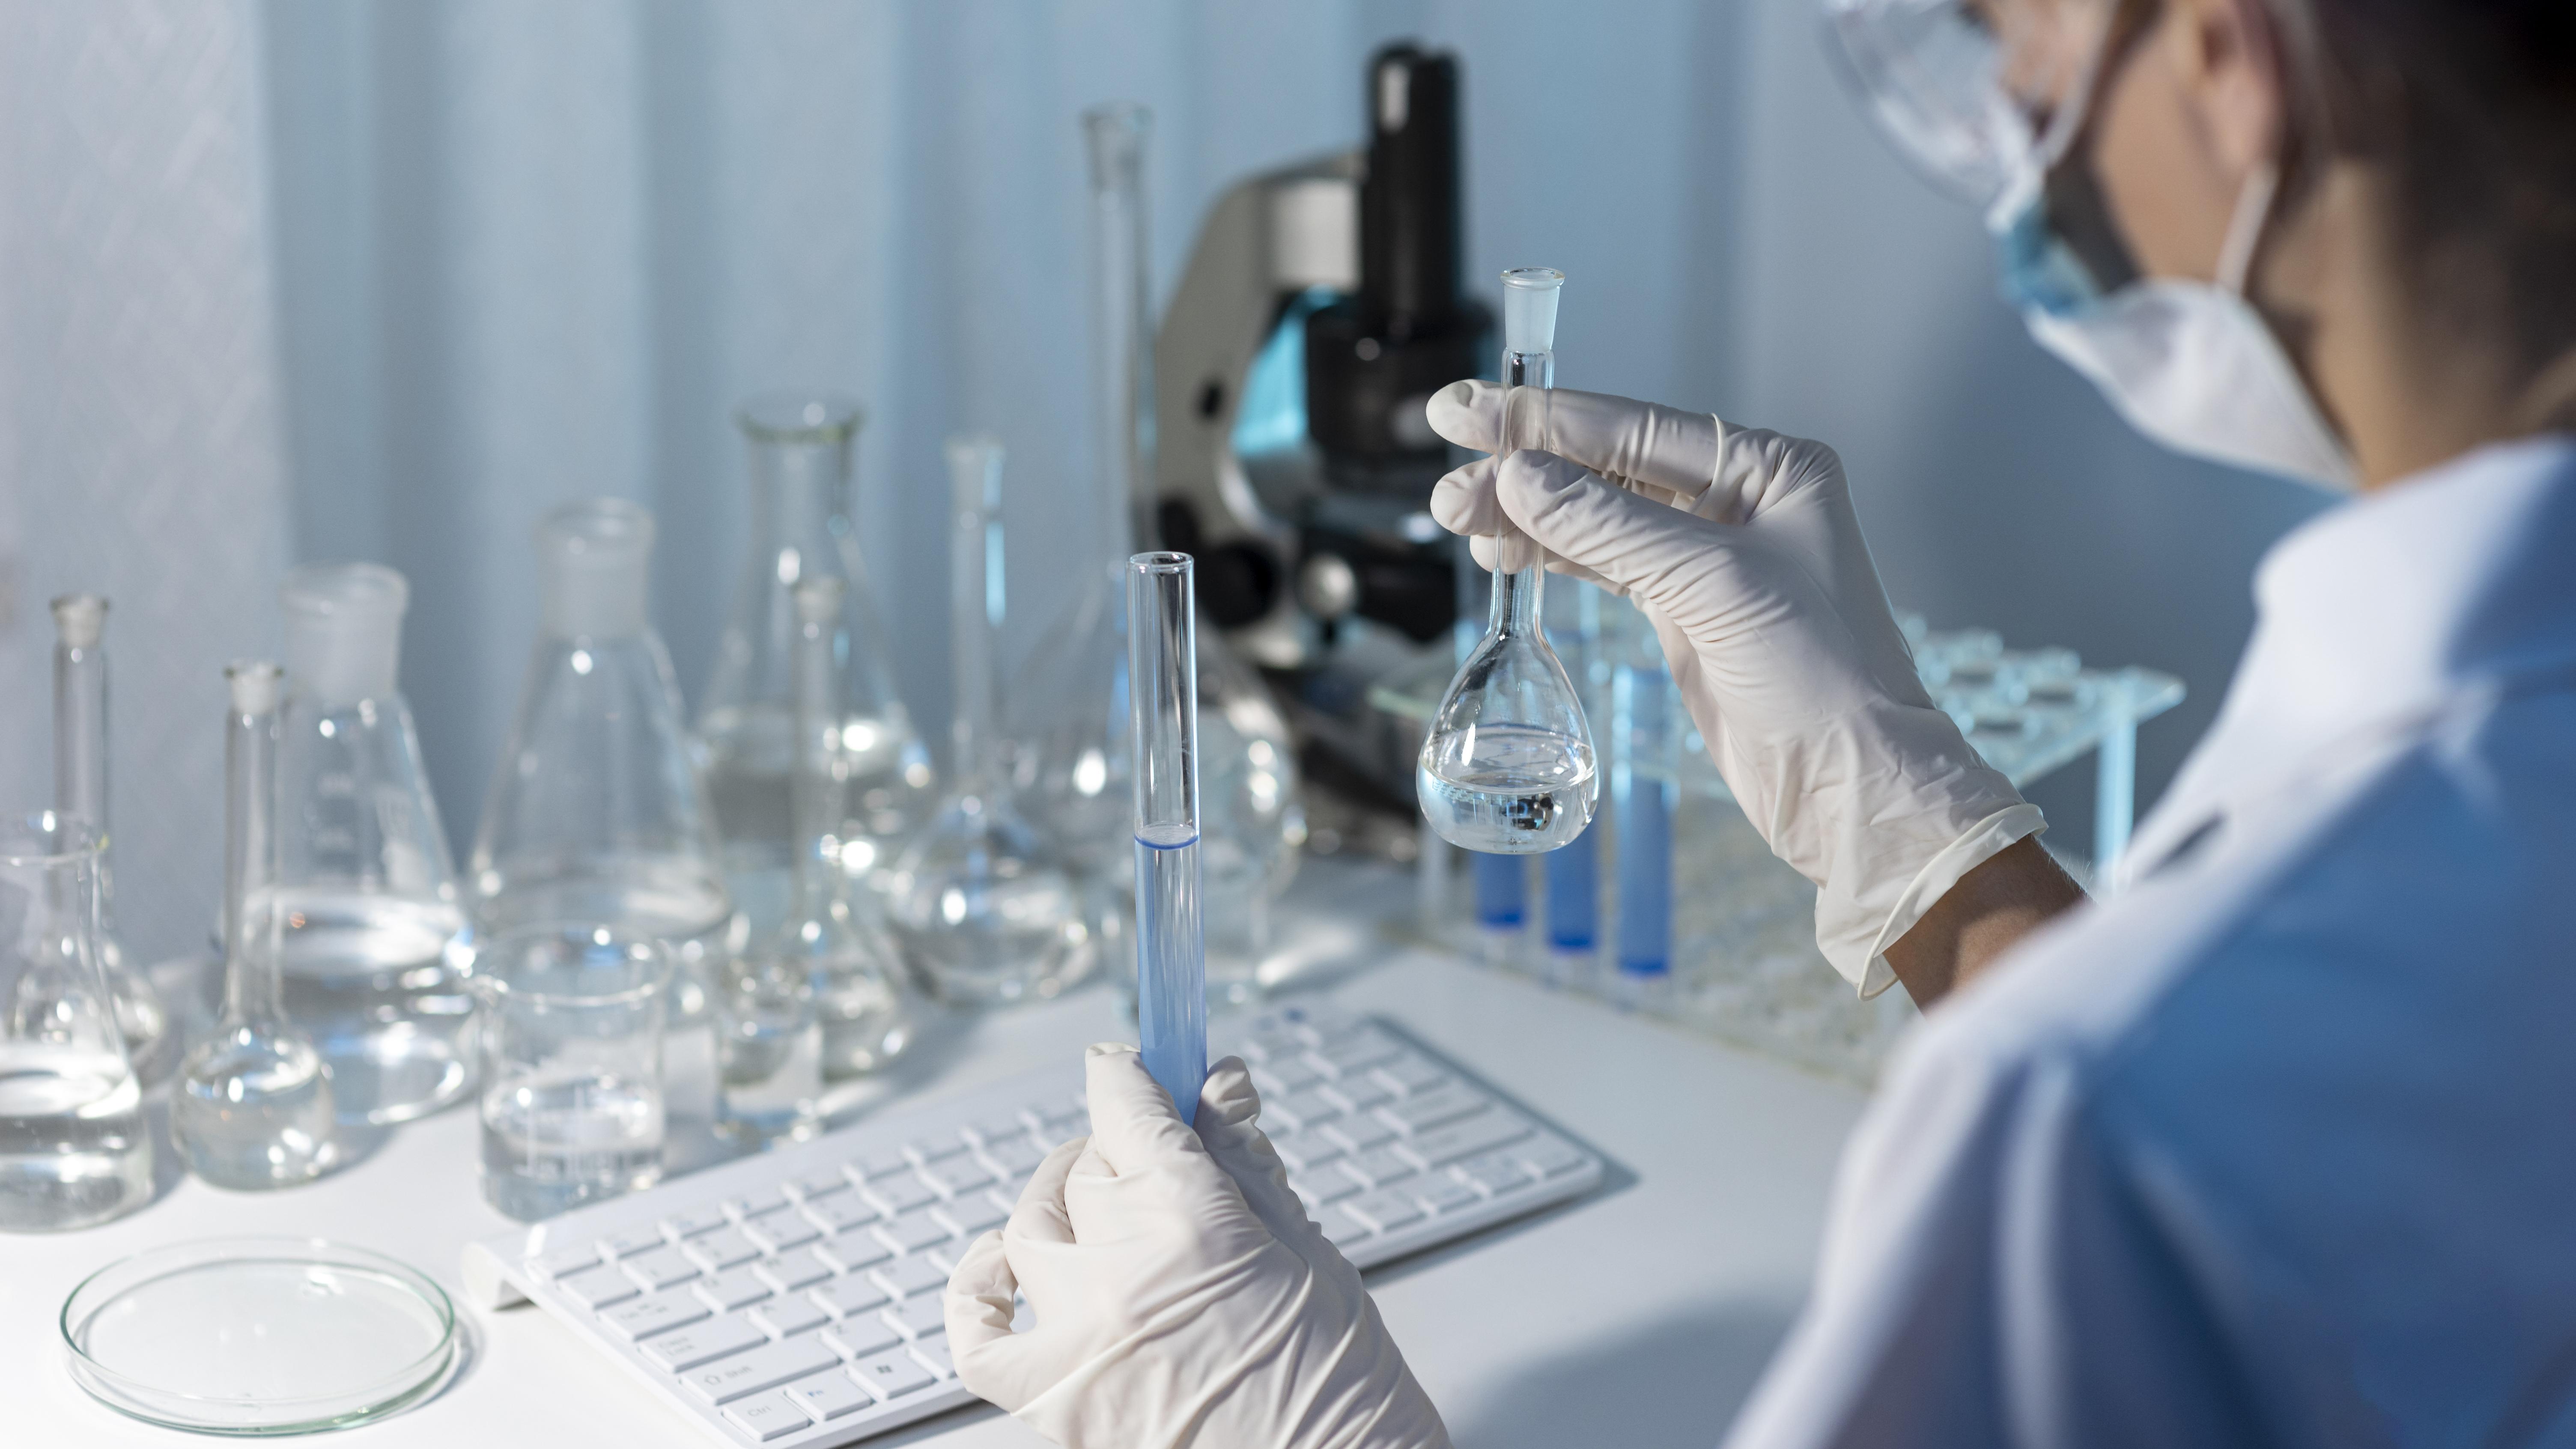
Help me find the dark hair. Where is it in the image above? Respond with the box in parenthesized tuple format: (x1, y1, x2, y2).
(2284, 1, 2576, 387)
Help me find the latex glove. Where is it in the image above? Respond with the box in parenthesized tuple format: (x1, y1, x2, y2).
(1429, 380, 2043, 995)
(945, 1045, 1449, 1449)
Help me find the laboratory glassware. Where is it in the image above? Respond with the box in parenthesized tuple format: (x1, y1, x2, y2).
(63, 1237, 459, 1433)
(887, 438, 1090, 1005)
(174, 662, 338, 1190)
(275, 563, 475, 1125)
(1612, 611, 1677, 1008)
(470, 499, 733, 1022)
(50, 595, 173, 1083)
(1129, 552, 1206, 1124)
(471, 923, 671, 1221)
(1541, 580, 1604, 975)
(698, 395, 931, 935)
(1417, 267, 1598, 854)
(748, 576, 911, 1081)
(0, 812, 149, 1231)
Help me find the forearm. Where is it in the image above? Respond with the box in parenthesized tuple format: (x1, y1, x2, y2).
(1883, 836, 2086, 1008)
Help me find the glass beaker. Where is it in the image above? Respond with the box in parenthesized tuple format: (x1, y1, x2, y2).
(0, 811, 150, 1231)
(174, 663, 338, 1191)
(468, 924, 671, 1221)
(886, 438, 1091, 1005)
(469, 500, 733, 1021)
(50, 595, 173, 1084)
(698, 395, 931, 936)
(276, 564, 475, 1125)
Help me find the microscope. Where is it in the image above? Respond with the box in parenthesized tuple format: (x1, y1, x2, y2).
(1151, 43, 1491, 852)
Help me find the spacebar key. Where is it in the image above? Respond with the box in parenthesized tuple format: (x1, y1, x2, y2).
(681, 1335, 843, 1405)
(1404, 1112, 1533, 1168)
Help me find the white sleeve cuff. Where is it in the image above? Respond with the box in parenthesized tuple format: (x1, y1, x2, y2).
(1849, 804, 2049, 999)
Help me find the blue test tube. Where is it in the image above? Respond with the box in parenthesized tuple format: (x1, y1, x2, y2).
(1129, 552, 1205, 1124)
(1613, 647, 1676, 982)
(1543, 581, 1602, 965)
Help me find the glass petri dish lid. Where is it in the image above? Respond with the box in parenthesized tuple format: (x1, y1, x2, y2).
(61, 1236, 457, 1435)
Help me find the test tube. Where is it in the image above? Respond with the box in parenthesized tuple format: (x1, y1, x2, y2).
(1613, 620, 1676, 1000)
(1128, 552, 1205, 1125)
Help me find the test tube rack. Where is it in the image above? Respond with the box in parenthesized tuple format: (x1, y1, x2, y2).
(1370, 614, 2185, 1085)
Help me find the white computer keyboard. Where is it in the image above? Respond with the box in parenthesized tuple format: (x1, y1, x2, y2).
(464, 1005, 1602, 1447)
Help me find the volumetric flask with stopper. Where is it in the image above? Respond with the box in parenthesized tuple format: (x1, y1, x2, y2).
(277, 564, 475, 1125)
(0, 811, 149, 1231)
(470, 924, 670, 1220)
(470, 500, 733, 1020)
(1418, 268, 1598, 853)
(698, 395, 930, 935)
(173, 662, 338, 1190)
(50, 595, 172, 1084)
(1130, 553, 1205, 1124)
(886, 438, 1090, 1005)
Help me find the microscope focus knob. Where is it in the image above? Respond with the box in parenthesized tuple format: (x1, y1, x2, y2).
(1297, 552, 1362, 622)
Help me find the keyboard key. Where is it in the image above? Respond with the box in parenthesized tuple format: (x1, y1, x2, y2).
(1320, 1209, 1375, 1249)
(1413, 1175, 1482, 1215)
(596, 1226, 665, 1259)
(602, 1290, 709, 1342)
(851, 1349, 937, 1400)
(871, 1255, 949, 1300)
(1294, 1162, 1363, 1204)
(660, 1205, 732, 1240)
(692, 1267, 775, 1312)
(852, 1147, 914, 1181)
(555, 1265, 639, 1311)
(912, 1335, 956, 1379)
(817, 1232, 892, 1274)
(921, 1156, 995, 1196)
(681, 1332, 841, 1405)
(1455, 1151, 1532, 1195)
(619, 1246, 701, 1292)
(1274, 1133, 1345, 1173)
(934, 1193, 1009, 1237)
(1314, 1029, 1403, 1076)
(683, 1228, 763, 1272)
(964, 1112, 1033, 1146)
(727, 1187, 795, 1220)
(1323, 1076, 1394, 1112)
(1325, 1116, 1398, 1154)
(1345, 1147, 1418, 1188)
(1345, 1189, 1425, 1234)
(1270, 1090, 1343, 1132)
(1403, 1111, 1532, 1167)
(873, 1210, 951, 1257)
(641, 1312, 768, 1372)
(802, 1194, 880, 1234)
(1253, 1058, 1324, 1096)
(752, 1294, 831, 1339)
(755, 1248, 835, 1293)
(744, 1214, 822, 1254)
(1377, 1056, 1450, 1095)
(784, 1368, 873, 1421)
(535, 1242, 603, 1279)
(824, 1316, 904, 1361)
(813, 1275, 891, 1320)
(1517, 1137, 1589, 1179)
(981, 1136, 1049, 1178)
(1380, 1085, 1490, 1136)
(723, 1395, 811, 1442)
(904, 1136, 970, 1166)
(863, 1172, 940, 1217)
(882, 1295, 946, 1340)
(787, 1169, 852, 1202)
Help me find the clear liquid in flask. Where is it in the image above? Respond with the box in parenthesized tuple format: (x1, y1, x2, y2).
(1416, 724, 1597, 853)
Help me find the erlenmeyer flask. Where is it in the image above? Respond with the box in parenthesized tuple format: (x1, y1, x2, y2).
(1192, 639, 1302, 1006)
(698, 396, 931, 936)
(275, 564, 475, 1125)
(470, 500, 732, 1018)
(1417, 267, 1599, 853)
(48, 595, 172, 1084)
(887, 438, 1091, 1005)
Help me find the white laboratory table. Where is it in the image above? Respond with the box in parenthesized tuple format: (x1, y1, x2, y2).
(2, 869, 1868, 1449)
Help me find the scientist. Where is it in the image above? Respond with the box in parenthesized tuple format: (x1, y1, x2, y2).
(945, 0, 2576, 1441)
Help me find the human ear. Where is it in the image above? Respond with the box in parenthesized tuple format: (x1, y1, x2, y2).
(2159, 0, 2285, 182)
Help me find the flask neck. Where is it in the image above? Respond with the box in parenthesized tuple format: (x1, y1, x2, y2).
(948, 453, 1004, 797)
(222, 676, 288, 1029)
(54, 638, 107, 834)
(746, 434, 855, 576)
(1487, 561, 1545, 643)
(788, 615, 846, 921)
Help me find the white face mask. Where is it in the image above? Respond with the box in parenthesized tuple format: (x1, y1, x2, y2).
(1993, 162, 2360, 492)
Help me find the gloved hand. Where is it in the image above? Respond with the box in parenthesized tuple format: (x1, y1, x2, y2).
(945, 1045, 1449, 1449)
(1429, 380, 2043, 995)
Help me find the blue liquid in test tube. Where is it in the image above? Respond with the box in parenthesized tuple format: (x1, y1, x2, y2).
(1129, 552, 1205, 1124)
(1613, 657, 1676, 979)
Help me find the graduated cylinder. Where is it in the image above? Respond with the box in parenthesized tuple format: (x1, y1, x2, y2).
(1128, 552, 1205, 1125)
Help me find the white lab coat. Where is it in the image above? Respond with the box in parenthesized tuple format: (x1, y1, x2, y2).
(1724, 436, 2576, 1447)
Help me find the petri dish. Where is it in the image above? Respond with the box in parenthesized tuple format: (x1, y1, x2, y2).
(61, 1237, 456, 1435)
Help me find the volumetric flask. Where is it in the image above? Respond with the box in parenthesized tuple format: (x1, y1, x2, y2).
(50, 595, 173, 1084)
(277, 564, 476, 1125)
(0, 811, 149, 1231)
(1130, 553, 1205, 1124)
(886, 438, 1091, 1005)
(698, 395, 931, 935)
(470, 500, 733, 1021)
(469, 924, 671, 1221)
(1417, 267, 1598, 853)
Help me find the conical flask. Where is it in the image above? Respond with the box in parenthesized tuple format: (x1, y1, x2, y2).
(751, 576, 911, 1079)
(698, 395, 931, 938)
(1417, 268, 1598, 853)
(470, 500, 732, 1018)
(887, 438, 1091, 1005)
(48, 594, 173, 1084)
(275, 563, 474, 1125)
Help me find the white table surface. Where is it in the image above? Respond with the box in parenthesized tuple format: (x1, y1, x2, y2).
(3, 869, 1867, 1448)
